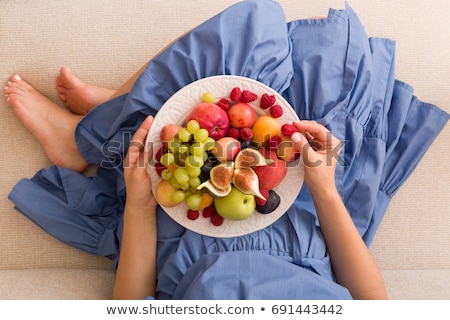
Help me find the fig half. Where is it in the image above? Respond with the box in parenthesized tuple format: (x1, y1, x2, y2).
(209, 161, 234, 190)
(197, 180, 231, 198)
(234, 148, 273, 168)
(232, 167, 266, 200)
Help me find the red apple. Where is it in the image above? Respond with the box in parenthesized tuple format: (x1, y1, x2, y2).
(186, 103, 229, 140)
(253, 148, 287, 190)
(227, 102, 257, 128)
(211, 137, 241, 162)
(276, 136, 300, 162)
(160, 123, 182, 149)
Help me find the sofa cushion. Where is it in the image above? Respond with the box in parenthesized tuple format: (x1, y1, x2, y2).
(0, 269, 115, 299)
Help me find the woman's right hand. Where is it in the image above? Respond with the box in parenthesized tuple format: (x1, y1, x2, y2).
(291, 120, 342, 195)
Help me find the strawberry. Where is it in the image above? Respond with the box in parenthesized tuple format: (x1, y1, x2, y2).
(281, 123, 297, 137)
(260, 93, 276, 109)
(230, 87, 242, 102)
(269, 104, 283, 118)
(241, 90, 258, 103)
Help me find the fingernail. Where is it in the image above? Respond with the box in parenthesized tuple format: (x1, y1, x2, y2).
(291, 132, 302, 143)
(14, 74, 22, 81)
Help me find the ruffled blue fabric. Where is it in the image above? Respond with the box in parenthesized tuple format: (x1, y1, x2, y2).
(9, 0, 448, 299)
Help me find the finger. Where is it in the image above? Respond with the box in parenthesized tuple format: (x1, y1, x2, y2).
(291, 131, 319, 166)
(125, 116, 154, 168)
(293, 120, 331, 142)
(130, 116, 154, 146)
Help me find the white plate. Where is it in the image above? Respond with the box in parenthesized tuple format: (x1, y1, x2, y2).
(146, 75, 303, 238)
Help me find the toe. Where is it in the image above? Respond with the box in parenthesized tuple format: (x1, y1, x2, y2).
(9, 74, 22, 82)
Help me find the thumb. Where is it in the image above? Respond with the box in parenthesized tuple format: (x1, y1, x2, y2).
(291, 132, 318, 167)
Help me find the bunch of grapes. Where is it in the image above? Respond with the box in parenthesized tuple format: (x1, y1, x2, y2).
(158, 119, 215, 210)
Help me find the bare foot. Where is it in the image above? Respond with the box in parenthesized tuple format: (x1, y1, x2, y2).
(56, 66, 115, 115)
(4, 74, 89, 172)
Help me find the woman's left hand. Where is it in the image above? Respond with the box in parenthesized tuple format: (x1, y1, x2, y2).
(123, 116, 156, 211)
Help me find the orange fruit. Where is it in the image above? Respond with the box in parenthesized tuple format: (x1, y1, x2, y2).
(251, 115, 281, 146)
(200, 192, 214, 209)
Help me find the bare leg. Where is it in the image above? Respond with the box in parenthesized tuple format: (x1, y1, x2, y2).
(4, 74, 89, 172)
(56, 67, 115, 115)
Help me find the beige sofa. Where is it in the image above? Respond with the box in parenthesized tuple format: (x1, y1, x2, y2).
(0, 0, 448, 299)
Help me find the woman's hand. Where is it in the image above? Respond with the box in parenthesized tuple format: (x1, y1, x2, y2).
(123, 115, 156, 211)
(291, 120, 342, 195)
(291, 120, 387, 299)
(113, 115, 158, 300)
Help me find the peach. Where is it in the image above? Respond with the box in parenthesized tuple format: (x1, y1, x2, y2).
(253, 148, 287, 190)
(160, 123, 182, 149)
(227, 102, 256, 128)
(155, 180, 179, 207)
(211, 137, 241, 162)
(251, 115, 281, 146)
(276, 136, 300, 162)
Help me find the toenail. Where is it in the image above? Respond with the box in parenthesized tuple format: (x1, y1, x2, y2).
(14, 74, 22, 81)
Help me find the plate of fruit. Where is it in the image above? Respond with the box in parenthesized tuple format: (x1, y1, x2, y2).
(146, 75, 304, 238)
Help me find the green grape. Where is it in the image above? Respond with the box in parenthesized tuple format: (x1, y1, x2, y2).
(178, 128, 191, 142)
(188, 176, 201, 188)
(202, 91, 216, 103)
(189, 142, 205, 157)
(168, 137, 181, 153)
(186, 194, 202, 210)
(161, 168, 172, 180)
(202, 151, 208, 162)
(171, 190, 185, 204)
(179, 182, 190, 191)
(186, 120, 200, 134)
(185, 155, 204, 169)
(174, 167, 189, 185)
(160, 152, 175, 167)
(204, 137, 215, 151)
(184, 189, 192, 201)
(186, 166, 201, 177)
(178, 143, 189, 154)
(170, 176, 181, 189)
(194, 128, 209, 142)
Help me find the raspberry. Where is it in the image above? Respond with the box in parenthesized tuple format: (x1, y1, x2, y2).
(155, 162, 165, 177)
(256, 187, 269, 206)
(260, 93, 276, 109)
(187, 209, 200, 220)
(281, 123, 297, 137)
(269, 104, 283, 118)
(241, 90, 258, 103)
(202, 205, 216, 218)
(265, 135, 282, 150)
(239, 127, 253, 141)
(230, 87, 242, 102)
(226, 127, 241, 139)
(155, 147, 165, 162)
(211, 213, 224, 226)
(217, 98, 231, 112)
